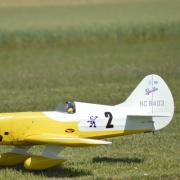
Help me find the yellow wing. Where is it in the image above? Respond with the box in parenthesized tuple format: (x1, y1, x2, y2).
(25, 134, 112, 147)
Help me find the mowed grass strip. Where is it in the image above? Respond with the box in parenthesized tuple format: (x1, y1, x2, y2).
(0, 0, 173, 7)
(0, 0, 180, 48)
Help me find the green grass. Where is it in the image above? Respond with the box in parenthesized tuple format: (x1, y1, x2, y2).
(0, 39, 179, 179)
(0, 0, 180, 48)
(1, 1, 180, 30)
(0, 0, 179, 179)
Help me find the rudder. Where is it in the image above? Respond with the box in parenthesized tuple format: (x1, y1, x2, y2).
(123, 74, 174, 130)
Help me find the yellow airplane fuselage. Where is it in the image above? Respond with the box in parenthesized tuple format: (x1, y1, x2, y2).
(0, 112, 145, 146)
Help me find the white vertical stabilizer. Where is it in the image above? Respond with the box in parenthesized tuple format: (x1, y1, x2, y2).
(122, 74, 174, 130)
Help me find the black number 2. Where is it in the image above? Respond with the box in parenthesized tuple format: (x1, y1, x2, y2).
(105, 112, 114, 128)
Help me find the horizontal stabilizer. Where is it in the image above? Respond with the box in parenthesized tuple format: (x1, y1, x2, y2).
(127, 112, 170, 117)
(25, 134, 112, 147)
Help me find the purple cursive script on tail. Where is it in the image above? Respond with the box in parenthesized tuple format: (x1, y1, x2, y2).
(145, 87, 158, 95)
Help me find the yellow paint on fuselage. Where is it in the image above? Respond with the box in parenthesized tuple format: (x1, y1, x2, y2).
(0, 112, 147, 146)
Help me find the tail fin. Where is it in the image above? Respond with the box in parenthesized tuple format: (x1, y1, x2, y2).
(123, 74, 174, 130)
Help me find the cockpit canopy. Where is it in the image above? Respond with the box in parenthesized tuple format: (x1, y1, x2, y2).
(56, 101, 76, 114)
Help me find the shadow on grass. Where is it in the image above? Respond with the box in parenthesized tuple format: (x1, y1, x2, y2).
(0, 164, 91, 178)
(93, 157, 144, 164)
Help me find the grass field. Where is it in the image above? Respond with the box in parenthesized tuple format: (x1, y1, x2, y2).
(0, 0, 179, 179)
(0, 0, 180, 48)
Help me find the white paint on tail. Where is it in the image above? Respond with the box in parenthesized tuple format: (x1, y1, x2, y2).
(122, 74, 174, 130)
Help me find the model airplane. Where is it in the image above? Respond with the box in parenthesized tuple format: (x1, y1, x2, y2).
(0, 74, 174, 170)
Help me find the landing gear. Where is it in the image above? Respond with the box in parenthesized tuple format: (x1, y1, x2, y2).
(0, 145, 66, 170)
